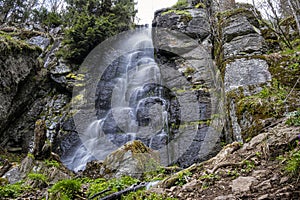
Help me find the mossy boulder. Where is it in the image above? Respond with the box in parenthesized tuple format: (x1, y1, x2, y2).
(103, 140, 160, 179)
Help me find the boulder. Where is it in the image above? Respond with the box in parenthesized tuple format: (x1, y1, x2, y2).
(153, 8, 210, 41)
(231, 176, 257, 193)
(224, 58, 271, 92)
(103, 140, 160, 178)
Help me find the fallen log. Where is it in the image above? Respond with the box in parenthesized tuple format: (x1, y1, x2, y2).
(99, 182, 148, 200)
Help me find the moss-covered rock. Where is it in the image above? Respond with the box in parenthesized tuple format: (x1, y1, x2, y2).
(103, 140, 161, 179)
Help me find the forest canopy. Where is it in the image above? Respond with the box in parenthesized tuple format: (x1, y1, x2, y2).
(0, 0, 137, 64)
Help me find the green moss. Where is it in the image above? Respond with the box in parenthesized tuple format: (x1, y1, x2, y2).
(0, 181, 29, 198)
(28, 173, 48, 183)
(216, 8, 253, 20)
(124, 190, 177, 200)
(88, 176, 139, 199)
(184, 67, 195, 76)
(161, 9, 192, 22)
(232, 80, 290, 141)
(195, 3, 206, 9)
(49, 179, 81, 200)
(0, 31, 42, 55)
(44, 159, 60, 168)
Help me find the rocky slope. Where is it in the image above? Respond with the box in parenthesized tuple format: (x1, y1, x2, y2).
(151, 118, 300, 199)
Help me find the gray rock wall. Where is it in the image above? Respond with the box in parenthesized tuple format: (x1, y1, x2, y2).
(0, 38, 43, 150)
(153, 6, 224, 167)
(218, 8, 272, 142)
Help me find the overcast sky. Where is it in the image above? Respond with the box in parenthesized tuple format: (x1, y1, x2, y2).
(136, 0, 254, 25)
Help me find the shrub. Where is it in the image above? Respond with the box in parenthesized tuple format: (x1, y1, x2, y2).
(285, 149, 300, 175)
(88, 176, 139, 199)
(28, 173, 48, 183)
(49, 179, 81, 200)
(286, 109, 300, 126)
(0, 181, 28, 198)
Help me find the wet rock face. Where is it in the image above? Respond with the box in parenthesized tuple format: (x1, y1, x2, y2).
(0, 37, 42, 150)
(152, 6, 224, 168)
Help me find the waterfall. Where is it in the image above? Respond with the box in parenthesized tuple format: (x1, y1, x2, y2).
(62, 28, 171, 172)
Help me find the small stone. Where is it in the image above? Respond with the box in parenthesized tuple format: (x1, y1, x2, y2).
(254, 180, 272, 191)
(258, 194, 269, 200)
(231, 176, 257, 193)
(251, 170, 268, 179)
(170, 186, 177, 192)
(214, 194, 236, 200)
(279, 176, 289, 184)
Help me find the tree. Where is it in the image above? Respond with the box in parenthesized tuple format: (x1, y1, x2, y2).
(62, 0, 136, 64)
(288, 0, 300, 36)
(251, 0, 293, 49)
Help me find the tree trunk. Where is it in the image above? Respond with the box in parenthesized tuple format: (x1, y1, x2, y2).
(288, 0, 300, 36)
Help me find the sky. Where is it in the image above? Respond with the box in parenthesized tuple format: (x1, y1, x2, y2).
(136, 0, 255, 25)
(136, 0, 178, 24)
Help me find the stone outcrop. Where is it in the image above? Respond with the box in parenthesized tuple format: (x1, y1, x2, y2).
(81, 140, 160, 179)
(152, 5, 224, 168)
(217, 8, 273, 142)
(0, 34, 43, 151)
(0, 28, 78, 160)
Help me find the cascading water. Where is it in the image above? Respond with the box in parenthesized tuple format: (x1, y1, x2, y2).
(62, 28, 174, 172)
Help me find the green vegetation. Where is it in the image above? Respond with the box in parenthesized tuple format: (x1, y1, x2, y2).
(44, 159, 60, 168)
(278, 138, 300, 177)
(175, 171, 192, 186)
(61, 0, 136, 65)
(88, 176, 139, 198)
(162, 10, 192, 22)
(200, 173, 220, 189)
(49, 179, 81, 200)
(184, 67, 196, 76)
(231, 79, 290, 141)
(286, 109, 300, 126)
(0, 181, 29, 198)
(285, 149, 300, 175)
(0, 32, 42, 55)
(28, 173, 48, 183)
(124, 190, 177, 200)
(172, 0, 188, 9)
(195, 3, 206, 9)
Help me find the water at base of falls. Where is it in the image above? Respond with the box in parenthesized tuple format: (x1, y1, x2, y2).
(62, 28, 173, 172)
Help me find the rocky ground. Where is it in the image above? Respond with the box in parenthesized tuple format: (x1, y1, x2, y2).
(151, 118, 300, 199)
